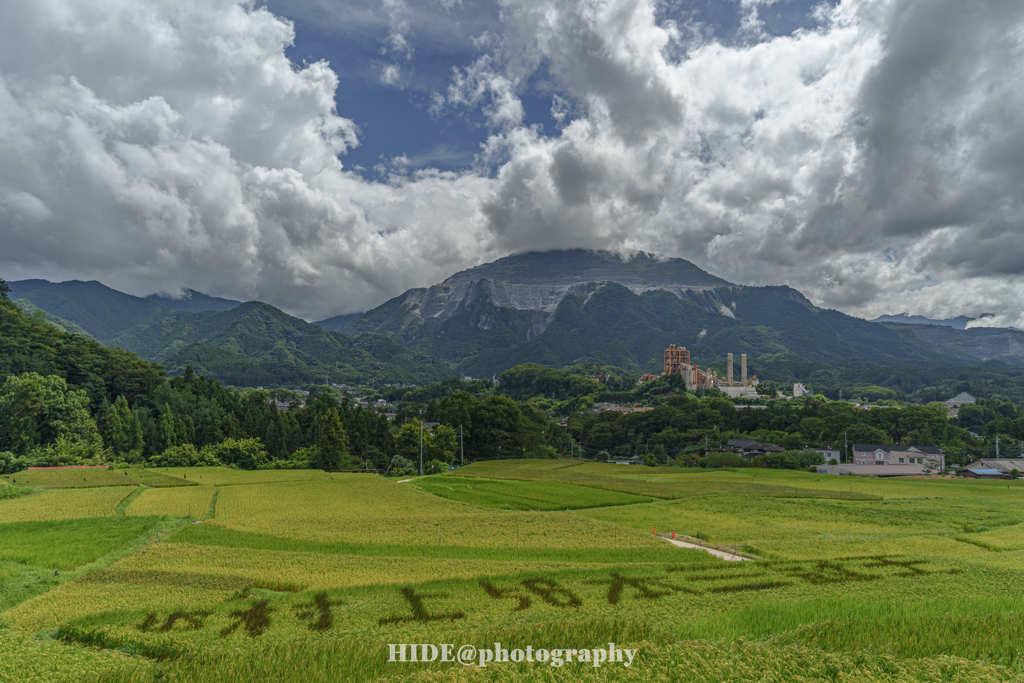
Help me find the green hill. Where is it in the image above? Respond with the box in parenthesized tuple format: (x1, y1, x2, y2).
(106, 301, 453, 387)
(7, 279, 165, 340)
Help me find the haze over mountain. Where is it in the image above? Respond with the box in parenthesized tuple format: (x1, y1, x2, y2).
(145, 289, 240, 313)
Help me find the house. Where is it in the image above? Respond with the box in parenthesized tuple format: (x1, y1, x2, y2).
(813, 448, 841, 463)
(851, 444, 945, 471)
(956, 468, 1011, 480)
(726, 439, 756, 450)
(817, 464, 926, 477)
(738, 443, 785, 461)
(945, 392, 976, 408)
(963, 460, 1024, 475)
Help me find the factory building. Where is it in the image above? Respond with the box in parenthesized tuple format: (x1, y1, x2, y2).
(716, 352, 760, 398)
(661, 345, 759, 397)
(662, 344, 718, 391)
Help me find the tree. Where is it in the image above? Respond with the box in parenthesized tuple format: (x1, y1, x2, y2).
(316, 408, 349, 471)
(203, 438, 267, 470)
(99, 395, 145, 456)
(157, 404, 178, 454)
(759, 451, 799, 469)
(0, 277, 9, 301)
(796, 448, 825, 469)
(394, 420, 424, 468)
(425, 459, 448, 475)
(0, 372, 101, 455)
(426, 424, 458, 464)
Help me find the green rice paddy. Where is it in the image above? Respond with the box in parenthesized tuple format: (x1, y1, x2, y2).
(1, 460, 1023, 682)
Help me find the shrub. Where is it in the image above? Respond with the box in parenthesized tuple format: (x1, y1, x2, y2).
(203, 438, 268, 470)
(758, 452, 799, 469)
(702, 452, 749, 468)
(151, 444, 221, 468)
(425, 459, 448, 475)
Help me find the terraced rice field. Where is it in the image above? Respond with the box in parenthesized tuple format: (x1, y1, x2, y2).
(0, 487, 136, 523)
(2, 461, 1024, 683)
(125, 486, 215, 518)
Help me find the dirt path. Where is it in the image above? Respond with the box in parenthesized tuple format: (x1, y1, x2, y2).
(396, 478, 413, 483)
(659, 536, 752, 561)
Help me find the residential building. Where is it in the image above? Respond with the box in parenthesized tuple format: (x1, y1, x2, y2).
(738, 443, 785, 461)
(851, 444, 945, 471)
(956, 468, 1011, 480)
(817, 464, 926, 477)
(813, 448, 841, 463)
(963, 460, 1024, 475)
(945, 392, 976, 408)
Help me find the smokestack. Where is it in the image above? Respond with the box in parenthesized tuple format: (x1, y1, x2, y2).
(727, 353, 733, 386)
(741, 354, 747, 386)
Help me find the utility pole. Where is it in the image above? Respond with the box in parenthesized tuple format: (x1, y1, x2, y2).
(996, 434, 1000, 458)
(844, 431, 848, 464)
(460, 424, 464, 467)
(419, 420, 424, 476)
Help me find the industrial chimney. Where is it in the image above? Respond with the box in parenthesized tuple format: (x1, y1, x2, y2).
(727, 353, 734, 386)
(741, 354, 747, 387)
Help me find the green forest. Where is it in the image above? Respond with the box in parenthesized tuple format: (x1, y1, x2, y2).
(3, 278, 1023, 478)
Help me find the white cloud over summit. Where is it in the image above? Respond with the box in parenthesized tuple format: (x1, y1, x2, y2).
(0, 0, 1022, 325)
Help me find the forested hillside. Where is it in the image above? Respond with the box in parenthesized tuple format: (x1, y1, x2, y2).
(8, 278, 454, 387)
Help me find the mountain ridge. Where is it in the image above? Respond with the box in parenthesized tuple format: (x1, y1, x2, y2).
(337, 249, 1024, 376)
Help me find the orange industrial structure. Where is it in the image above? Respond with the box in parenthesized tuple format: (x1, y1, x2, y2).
(662, 344, 719, 390)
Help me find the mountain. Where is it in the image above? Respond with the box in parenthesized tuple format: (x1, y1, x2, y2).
(145, 289, 240, 313)
(9, 279, 239, 339)
(870, 313, 973, 329)
(8, 279, 452, 387)
(313, 312, 363, 332)
(8, 279, 165, 340)
(339, 249, 1024, 377)
(342, 249, 729, 340)
(12, 299, 97, 340)
(105, 301, 452, 387)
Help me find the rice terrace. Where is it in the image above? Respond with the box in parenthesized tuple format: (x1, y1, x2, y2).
(3, 461, 1024, 683)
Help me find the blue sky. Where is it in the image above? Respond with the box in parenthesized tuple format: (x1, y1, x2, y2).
(271, 0, 837, 175)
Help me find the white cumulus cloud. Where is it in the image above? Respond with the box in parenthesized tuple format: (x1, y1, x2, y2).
(0, 0, 1022, 328)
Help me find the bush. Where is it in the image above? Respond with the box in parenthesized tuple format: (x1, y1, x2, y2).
(758, 451, 799, 469)
(150, 444, 221, 468)
(27, 436, 109, 468)
(796, 449, 825, 468)
(702, 452, 750, 468)
(0, 451, 28, 475)
(385, 455, 416, 477)
(425, 459, 448, 475)
(203, 438, 268, 470)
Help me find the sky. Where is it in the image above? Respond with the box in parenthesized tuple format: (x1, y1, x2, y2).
(0, 0, 1022, 326)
